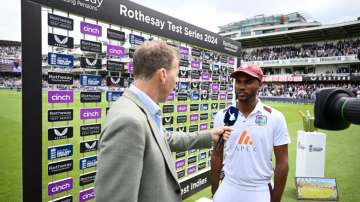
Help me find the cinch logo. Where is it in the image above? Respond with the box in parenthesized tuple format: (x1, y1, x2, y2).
(177, 104, 187, 112)
(190, 114, 199, 121)
(48, 178, 73, 196)
(80, 108, 101, 120)
(79, 188, 95, 202)
(80, 21, 102, 37)
(176, 159, 185, 169)
(107, 44, 125, 57)
(237, 130, 257, 152)
(191, 60, 200, 68)
(200, 123, 208, 130)
(180, 47, 189, 55)
(48, 90, 73, 104)
(201, 72, 210, 80)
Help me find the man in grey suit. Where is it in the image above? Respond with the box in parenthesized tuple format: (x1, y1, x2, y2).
(95, 41, 232, 202)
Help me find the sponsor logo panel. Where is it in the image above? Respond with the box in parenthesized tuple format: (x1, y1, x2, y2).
(80, 124, 101, 136)
(48, 33, 74, 49)
(48, 90, 74, 104)
(48, 178, 73, 196)
(79, 172, 96, 186)
(48, 109, 73, 122)
(107, 28, 125, 41)
(80, 92, 102, 103)
(129, 34, 145, 45)
(80, 140, 98, 153)
(48, 72, 73, 85)
(80, 108, 102, 120)
(48, 159, 73, 175)
(106, 91, 123, 102)
(80, 75, 102, 86)
(80, 21, 102, 37)
(80, 57, 101, 69)
(79, 187, 95, 202)
(48, 126, 73, 141)
(107, 44, 125, 57)
(80, 156, 97, 170)
(48, 144, 73, 160)
(48, 14, 73, 30)
(48, 53, 74, 67)
(80, 39, 102, 53)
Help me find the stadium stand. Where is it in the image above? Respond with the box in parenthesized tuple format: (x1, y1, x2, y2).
(221, 20, 360, 102)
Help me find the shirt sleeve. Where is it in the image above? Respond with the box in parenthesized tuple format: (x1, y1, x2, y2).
(273, 112, 291, 146)
(214, 110, 225, 128)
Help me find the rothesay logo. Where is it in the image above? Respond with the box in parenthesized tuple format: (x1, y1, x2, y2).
(176, 151, 186, 159)
(162, 105, 174, 113)
(190, 104, 199, 111)
(198, 162, 206, 170)
(107, 60, 125, 72)
(188, 156, 197, 164)
(177, 93, 188, 101)
(80, 124, 101, 136)
(80, 92, 102, 103)
(48, 109, 73, 122)
(80, 172, 96, 186)
(48, 72, 73, 85)
(177, 170, 185, 179)
(48, 159, 73, 175)
(80, 39, 102, 53)
(48, 14, 73, 30)
(177, 115, 187, 124)
(107, 28, 125, 41)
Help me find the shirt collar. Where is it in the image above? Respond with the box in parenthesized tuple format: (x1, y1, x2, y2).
(128, 85, 161, 116)
(236, 98, 264, 117)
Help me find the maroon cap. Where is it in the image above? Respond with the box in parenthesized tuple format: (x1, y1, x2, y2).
(230, 64, 263, 81)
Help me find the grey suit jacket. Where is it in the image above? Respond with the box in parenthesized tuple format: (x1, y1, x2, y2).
(95, 89, 212, 202)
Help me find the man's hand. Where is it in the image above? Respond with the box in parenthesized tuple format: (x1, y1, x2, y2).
(210, 126, 233, 144)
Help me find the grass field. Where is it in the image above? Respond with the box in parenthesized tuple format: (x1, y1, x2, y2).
(1, 89, 360, 202)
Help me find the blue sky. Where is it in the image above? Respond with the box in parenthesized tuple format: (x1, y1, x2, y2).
(1, 0, 359, 41)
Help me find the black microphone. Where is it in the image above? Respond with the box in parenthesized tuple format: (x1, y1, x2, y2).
(216, 106, 239, 149)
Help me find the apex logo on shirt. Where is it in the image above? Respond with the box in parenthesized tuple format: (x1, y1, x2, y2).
(237, 130, 256, 152)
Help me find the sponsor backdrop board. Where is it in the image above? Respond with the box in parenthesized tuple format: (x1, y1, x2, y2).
(22, 0, 239, 201)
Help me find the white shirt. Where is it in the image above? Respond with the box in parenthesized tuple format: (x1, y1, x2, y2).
(214, 99, 291, 191)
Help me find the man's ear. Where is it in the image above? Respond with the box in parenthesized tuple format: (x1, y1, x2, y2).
(159, 68, 167, 84)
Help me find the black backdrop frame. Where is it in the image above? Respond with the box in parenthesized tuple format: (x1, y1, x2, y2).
(21, 0, 241, 201)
